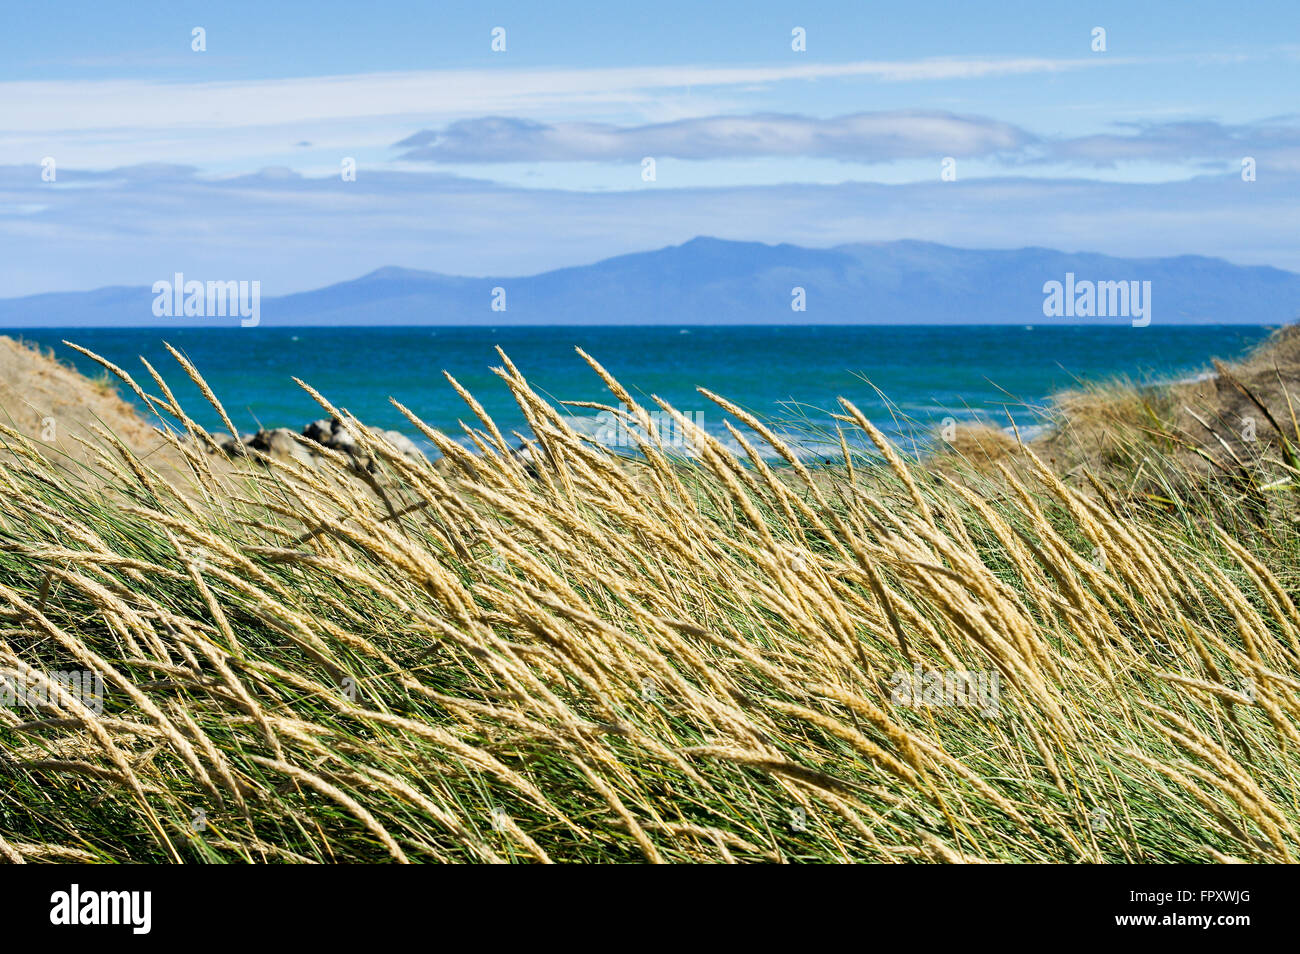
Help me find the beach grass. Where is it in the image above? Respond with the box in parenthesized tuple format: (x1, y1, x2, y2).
(2, 341, 1299, 863)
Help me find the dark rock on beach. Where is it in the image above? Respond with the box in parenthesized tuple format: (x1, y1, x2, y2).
(204, 418, 428, 471)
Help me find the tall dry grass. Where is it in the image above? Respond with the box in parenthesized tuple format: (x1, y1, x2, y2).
(1, 342, 1298, 863)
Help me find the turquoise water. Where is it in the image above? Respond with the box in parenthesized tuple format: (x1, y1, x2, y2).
(12, 325, 1275, 456)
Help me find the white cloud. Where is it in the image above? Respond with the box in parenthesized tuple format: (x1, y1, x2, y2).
(1038, 117, 1300, 172)
(396, 111, 1034, 163)
(1, 57, 1121, 132)
(0, 55, 1123, 171)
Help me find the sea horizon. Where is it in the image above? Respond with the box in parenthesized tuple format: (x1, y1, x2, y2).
(11, 323, 1277, 457)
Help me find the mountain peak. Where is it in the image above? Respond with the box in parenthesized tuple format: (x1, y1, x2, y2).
(357, 266, 441, 282)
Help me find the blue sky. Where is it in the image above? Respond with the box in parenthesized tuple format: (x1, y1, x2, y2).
(1, 0, 1298, 294)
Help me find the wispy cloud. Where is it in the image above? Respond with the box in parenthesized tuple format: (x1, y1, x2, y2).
(0, 56, 1121, 135)
(1037, 116, 1300, 171)
(396, 111, 1300, 171)
(395, 111, 1034, 163)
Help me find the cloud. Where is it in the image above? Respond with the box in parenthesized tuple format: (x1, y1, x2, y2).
(0, 53, 1255, 174)
(0, 57, 1117, 136)
(393, 112, 1300, 174)
(1038, 117, 1300, 171)
(0, 57, 1106, 172)
(395, 111, 1035, 163)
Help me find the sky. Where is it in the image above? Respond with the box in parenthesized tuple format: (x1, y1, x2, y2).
(1, 0, 1298, 295)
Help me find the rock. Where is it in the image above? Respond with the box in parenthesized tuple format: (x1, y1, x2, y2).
(299, 417, 425, 468)
(249, 427, 316, 467)
(332, 427, 362, 455)
(199, 418, 425, 472)
(303, 418, 335, 445)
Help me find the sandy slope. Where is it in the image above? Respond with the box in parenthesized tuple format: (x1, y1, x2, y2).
(0, 335, 202, 483)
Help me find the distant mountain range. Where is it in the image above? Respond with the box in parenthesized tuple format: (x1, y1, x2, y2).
(3, 238, 1298, 327)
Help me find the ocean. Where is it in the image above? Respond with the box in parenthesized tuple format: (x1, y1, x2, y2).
(12, 325, 1274, 458)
